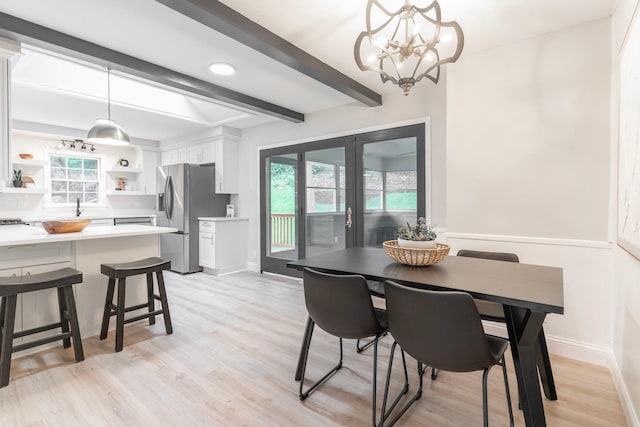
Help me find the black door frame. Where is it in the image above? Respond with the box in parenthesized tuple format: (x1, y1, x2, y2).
(259, 123, 426, 277)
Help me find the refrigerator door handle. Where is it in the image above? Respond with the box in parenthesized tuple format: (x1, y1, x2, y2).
(165, 176, 174, 220)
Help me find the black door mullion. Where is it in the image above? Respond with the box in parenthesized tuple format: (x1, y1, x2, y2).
(297, 152, 306, 261)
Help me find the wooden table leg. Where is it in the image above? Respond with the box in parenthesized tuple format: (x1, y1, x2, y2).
(505, 306, 548, 427)
(295, 317, 315, 381)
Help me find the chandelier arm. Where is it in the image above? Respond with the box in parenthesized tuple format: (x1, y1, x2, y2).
(354, 31, 400, 84)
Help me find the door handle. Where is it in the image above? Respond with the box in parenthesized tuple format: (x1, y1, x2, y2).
(166, 176, 174, 220)
(346, 207, 353, 229)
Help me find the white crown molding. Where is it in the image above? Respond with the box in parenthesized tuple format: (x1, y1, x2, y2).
(0, 37, 20, 59)
(159, 125, 242, 150)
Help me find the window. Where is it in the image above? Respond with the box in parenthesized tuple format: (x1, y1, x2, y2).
(385, 170, 417, 210)
(49, 154, 102, 204)
(306, 161, 337, 213)
(364, 169, 383, 210)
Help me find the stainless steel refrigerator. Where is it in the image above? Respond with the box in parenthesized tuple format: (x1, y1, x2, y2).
(156, 163, 229, 273)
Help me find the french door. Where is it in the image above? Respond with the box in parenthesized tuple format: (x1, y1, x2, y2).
(260, 124, 425, 277)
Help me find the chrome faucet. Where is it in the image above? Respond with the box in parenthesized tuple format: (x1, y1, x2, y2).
(76, 197, 84, 217)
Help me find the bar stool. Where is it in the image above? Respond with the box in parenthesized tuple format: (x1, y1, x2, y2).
(100, 257, 173, 352)
(0, 268, 84, 388)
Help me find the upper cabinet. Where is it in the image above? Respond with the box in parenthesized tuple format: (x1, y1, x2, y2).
(215, 139, 239, 194)
(159, 127, 240, 194)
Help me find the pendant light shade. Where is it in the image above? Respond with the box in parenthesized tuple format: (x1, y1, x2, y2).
(87, 68, 130, 145)
(87, 119, 130, 146)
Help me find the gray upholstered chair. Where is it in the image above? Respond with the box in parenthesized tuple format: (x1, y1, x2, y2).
(381, 281, 514, 427)
(456, 249, 557, 401)
(299, 267, 391, 426)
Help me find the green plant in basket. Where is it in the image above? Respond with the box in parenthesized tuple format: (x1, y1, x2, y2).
(397, 217, 437, 241)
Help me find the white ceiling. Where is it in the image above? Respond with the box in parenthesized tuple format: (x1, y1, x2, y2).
(0, 0, 616, 142)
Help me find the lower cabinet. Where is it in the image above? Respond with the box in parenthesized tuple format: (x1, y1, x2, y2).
(199, 218, 248, 276)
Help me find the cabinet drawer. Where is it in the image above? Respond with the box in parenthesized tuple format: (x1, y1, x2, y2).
(200, 221, 216, 232)
(0, 242, 73, 270)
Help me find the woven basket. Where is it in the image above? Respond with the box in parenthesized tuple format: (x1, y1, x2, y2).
(383, 240, 450, 266)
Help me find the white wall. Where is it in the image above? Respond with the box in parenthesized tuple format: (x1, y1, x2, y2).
(612, 0, 640, 425)
(447, 19, 611, 240)
(234, 81, 447, 268)
(446, 19, 614, 359)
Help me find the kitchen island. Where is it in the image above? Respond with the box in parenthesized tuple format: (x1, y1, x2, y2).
(0, 224, 177, 345)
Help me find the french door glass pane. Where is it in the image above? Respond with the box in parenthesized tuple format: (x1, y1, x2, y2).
(362, 137, 418, 246)
(267, 154, 298, 260)
(305, 147, 346, 257)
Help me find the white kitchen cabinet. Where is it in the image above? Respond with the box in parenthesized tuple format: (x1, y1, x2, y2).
(214, 140, 239, 194)
(198, 218, 248, 276)
(186, 142, 216, 165)
(161, 148, 186, 166)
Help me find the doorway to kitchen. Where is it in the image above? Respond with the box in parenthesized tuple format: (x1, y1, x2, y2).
(260, 123, 426, 277)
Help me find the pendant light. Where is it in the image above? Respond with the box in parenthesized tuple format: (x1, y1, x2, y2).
(87, 67, 130, 146)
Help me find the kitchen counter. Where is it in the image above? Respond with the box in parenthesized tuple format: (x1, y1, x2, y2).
(198, 217, 248, 221)
(0, 224, 176, 247)
(0, 223, 178, 343)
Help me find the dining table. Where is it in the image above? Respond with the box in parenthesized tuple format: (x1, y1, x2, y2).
(287, 247, 564, 427)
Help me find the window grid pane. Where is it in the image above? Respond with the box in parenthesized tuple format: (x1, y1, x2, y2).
(49, 154, 101, 205)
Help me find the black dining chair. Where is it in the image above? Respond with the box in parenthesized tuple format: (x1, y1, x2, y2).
(456, 249, 557, 401)
(381, 281, 514, 427)
(299, 267, 397, 426)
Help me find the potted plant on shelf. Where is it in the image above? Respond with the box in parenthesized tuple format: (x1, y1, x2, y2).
(12, 169, 23, 188)
(397, 217, 437, 249)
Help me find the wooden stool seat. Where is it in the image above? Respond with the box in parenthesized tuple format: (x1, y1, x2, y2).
(0, 268, 84, 388)
(100, 257, 173, 352)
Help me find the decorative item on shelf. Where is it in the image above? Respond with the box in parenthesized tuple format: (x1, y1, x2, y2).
(354, 0, 464, 95)
(42, 219, 92, 234)
(18, 153, 33, 159)
(12, 169, 22, 188)
(396, 217, 437, 248)
(118, 158, 129, 167)
(21, 176, 35, 188)
(87, 67, 130, 146)
(226, 204, 235, 218)
(116, 177, 127, 191)
(383, 240, 450, 266)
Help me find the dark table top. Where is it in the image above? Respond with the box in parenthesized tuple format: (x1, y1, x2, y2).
(288, 247, 564, 315)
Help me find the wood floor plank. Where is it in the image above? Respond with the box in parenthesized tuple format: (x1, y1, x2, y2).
(0, 271, 628, 426)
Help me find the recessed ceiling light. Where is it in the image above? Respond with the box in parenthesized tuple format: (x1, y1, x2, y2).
(209, 62, 235, 76)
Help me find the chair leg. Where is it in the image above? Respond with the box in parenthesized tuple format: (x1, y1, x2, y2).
(146, 272, 156, 325)
(357, 331, 387, 353)
(115, 278, 126, 352)
(0, 295, 17, 388)
(156, 271, 173, 335)
(62, 286, 84, 362)
(501, 356, 515, 427)
(56, 287, 71, 348)
(482, 367, 492, 427)
(299, 331, 343, 401)
(431, 367, 439, 380)
(100, 277, 116, 340)
(381, 342, 419, 427)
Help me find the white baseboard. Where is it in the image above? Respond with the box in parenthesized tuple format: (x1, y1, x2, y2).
(482, 322, 610, 367)
(609, 352, 640, 427)
(246, 262, 260, 272)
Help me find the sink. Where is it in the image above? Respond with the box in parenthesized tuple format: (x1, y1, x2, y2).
(42, 219, 92, 234)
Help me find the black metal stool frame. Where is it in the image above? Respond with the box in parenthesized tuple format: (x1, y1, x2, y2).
(100, 258, 173, 352)
(0, 268, 84, 388)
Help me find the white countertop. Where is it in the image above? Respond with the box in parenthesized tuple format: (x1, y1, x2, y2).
(0, 224, 177, 247)
(198, 217, 249, 222)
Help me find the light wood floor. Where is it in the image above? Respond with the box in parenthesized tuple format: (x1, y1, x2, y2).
(0, 271, 627, 426)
